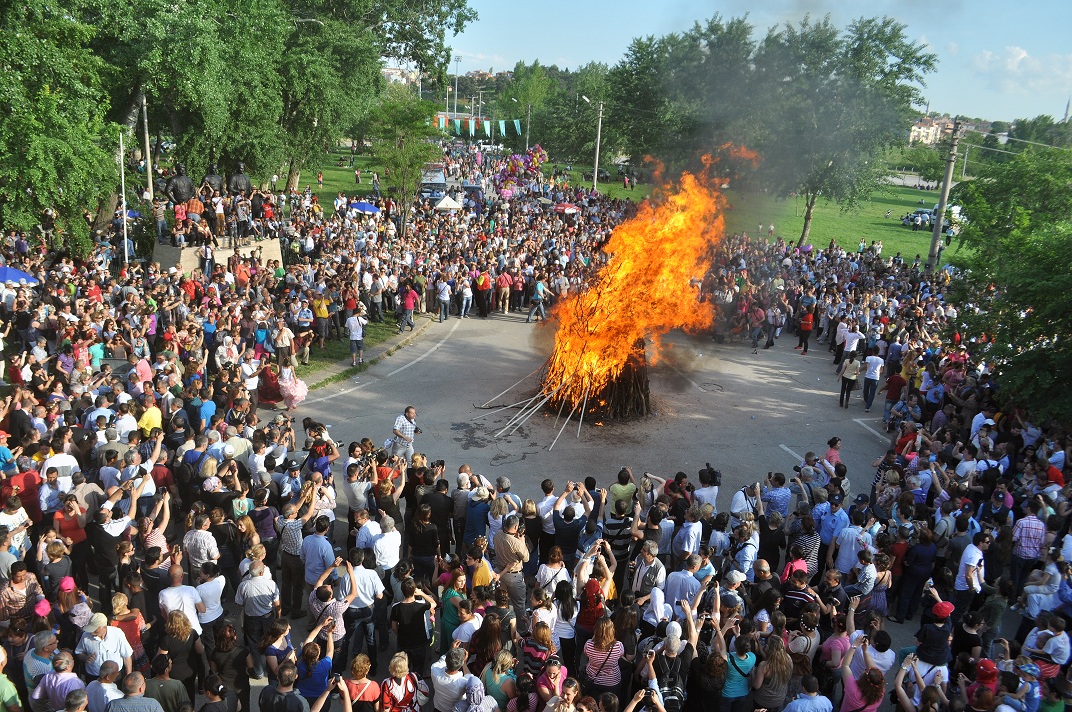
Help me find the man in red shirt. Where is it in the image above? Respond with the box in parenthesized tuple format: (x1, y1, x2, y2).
(879, 365, 908, 429)
(495, 271, 513, 314)
(397, 283, 418, 334)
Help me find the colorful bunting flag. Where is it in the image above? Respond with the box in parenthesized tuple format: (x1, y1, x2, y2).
(468, 119, 475, 137)
(453, 119, 461, 135)
(483, 122, 491, 137)
(438, 116, 446, 130)
(513, 119, 522, 136)
(499, 120, 507, 137)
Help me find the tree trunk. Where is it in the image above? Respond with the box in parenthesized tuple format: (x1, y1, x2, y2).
(285, 157, 301, 191)
(797, 193, 818, 248)
(93, 87, 144, 236)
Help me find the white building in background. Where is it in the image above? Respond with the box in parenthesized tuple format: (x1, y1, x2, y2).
(909, 115, 957, 145)
(382, 66, 418, 85)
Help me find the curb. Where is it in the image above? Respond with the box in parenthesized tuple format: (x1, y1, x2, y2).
(306, 315, 436, 390)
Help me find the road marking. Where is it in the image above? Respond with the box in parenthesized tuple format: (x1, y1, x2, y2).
(780, 444, 804, 461)
(306, 320, 461, 404)
(387, 319, 461, 377)
(304, 379, 372, 405)
(853, 418, 889, 442)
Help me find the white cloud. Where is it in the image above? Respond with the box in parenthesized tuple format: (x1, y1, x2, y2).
(918, 34, 930, 48)
(945, 41, 959, 56)
(972, 45, 1072, 95)
(457, 50, 509, 68)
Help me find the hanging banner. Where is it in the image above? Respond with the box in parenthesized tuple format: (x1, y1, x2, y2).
(483, 121, 491, 137)
(438, 116, 446, 130)
(513, 119, 522, 136)
(499, 120, 507, 137)
(468, 119, 475, 137)
(453, 119, 461, 134)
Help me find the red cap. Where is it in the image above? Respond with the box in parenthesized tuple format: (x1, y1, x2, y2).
(932, 601, 955, 619)
(976, 659, 998, 683)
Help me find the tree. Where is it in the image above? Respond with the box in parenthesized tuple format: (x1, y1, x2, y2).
(497, 61, 553, 152)
(368, 85, 444, 239)
(948, 150, 1072, 422)
(0, 1, 117, 255)
(897, 145, 945, 183)
(755, 15, 937, 246)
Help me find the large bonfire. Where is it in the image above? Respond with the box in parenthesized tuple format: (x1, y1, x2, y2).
(540, 154, 741, 423)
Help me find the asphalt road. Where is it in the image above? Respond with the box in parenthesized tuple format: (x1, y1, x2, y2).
(302, 310, 890, 500)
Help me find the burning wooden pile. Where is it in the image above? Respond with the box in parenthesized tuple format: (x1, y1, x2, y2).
(484, 151, 755, 448)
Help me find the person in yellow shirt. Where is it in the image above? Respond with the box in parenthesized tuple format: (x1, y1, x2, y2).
(312, 294, 331, 348)
(137, 393, 162, 437)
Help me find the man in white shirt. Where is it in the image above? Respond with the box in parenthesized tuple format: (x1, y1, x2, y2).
(75, 614, 133, 677)
(692, 467, 719, 512)
(344, 309, 369, 366)
(86, 661, 123, 712)
(158, 565, 206, 634)
(339, 550, 383, 673)
(41, 450, 80, 490)
(953, 532, 990, 624)
(862, 348, 885, 413)
(536, 479, 558, 562)
(430, 649, 470, 712)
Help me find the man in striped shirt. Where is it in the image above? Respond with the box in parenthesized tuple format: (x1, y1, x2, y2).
(1012, 500, 1046, 591)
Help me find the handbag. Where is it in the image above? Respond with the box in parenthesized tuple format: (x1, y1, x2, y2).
(578, 645, 613, 694)
(409, 673, 430, 709)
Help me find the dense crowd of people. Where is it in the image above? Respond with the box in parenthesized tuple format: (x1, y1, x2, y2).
(0, 142, 1069, 712)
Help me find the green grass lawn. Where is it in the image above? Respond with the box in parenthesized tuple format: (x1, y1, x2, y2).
(303, 149, 957, 261)
(296, 319, 399, 383)
(303, 149, 387, 213)
(721, 184, 966, 260)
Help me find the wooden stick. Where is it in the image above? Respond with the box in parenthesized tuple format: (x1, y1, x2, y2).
(577, 384, 591, 438)
(472, 393, 541, 421)
(479, 365, 544, 407)
(494, 392, 547, 435)
(548, 400, 580, 451)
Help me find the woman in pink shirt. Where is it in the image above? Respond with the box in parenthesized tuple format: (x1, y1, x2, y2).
(840, 639, 886, 712)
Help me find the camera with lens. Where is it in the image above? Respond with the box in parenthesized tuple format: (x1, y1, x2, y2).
(700, 462, 722, 486)
(432, 459, 445, 469)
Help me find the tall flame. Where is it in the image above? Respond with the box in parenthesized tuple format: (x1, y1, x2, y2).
(543, 153, 745, 414)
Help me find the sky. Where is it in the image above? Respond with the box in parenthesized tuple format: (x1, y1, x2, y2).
(447, 0, 1072, 122)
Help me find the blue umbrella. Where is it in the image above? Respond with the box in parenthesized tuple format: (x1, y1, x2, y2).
(349, 201, 380, 214)
(0, 266, 39, 285)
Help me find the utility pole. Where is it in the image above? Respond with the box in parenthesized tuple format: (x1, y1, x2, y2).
(453, 55, 461, 116)
(928, 117, 961, 270)
(141, 93, 153, 201)
(119, 131, 129, 266)
(592, 101, 604, 193)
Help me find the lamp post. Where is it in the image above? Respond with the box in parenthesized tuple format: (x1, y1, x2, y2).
(453, 55, 461, 116)
(581, 96, 604, 193)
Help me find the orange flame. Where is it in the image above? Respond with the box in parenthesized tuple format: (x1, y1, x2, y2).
(543, 153, 740, 412)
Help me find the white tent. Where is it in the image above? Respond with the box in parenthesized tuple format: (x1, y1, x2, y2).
(435, 195, 463, 211)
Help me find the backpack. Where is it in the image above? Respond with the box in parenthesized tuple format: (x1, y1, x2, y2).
(933, 516, 953, 549)
(656, 654, 685, 712)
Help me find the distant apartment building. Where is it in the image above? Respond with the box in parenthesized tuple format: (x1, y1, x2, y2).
(381, 66, 418, 85)
(909, 115, 955, 145)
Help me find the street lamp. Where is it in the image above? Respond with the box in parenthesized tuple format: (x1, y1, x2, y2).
(453, 55, 461, 116)
(581, 96, 604, 193)
(511, 97, 531, 151)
